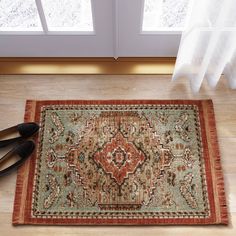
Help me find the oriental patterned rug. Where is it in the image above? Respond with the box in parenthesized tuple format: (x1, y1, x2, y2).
(13, 100, 228, 225)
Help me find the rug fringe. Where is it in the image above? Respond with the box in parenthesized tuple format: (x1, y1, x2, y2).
(24, 100, 35, 122)
(205, 100, 228, 225)
(12, 164, 27, 224)
(12, 100, 36, 225)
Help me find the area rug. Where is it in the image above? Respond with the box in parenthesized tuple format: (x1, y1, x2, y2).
(13, 100, 228, 225)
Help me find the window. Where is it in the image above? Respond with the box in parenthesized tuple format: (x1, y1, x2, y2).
(0, 0, 94, 33)
(41, 0, 93, 32)
(0, 0, 42, 31)
(142, 0, 190, 32)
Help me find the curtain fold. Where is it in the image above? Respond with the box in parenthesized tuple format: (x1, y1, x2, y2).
(172, 0, 236, 92)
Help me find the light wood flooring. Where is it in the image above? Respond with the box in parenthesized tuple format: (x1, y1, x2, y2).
(0, 75, 235, 235)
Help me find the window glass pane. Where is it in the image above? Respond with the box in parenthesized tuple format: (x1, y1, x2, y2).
(142, 0, 190, 31)
(0, 0, 42, 31)
(41, 0, 93, 31)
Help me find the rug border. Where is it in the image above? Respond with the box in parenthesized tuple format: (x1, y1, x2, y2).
(12, 99, 228, 225)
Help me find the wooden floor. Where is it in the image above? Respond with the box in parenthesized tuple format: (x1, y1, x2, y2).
(0, 75, 235, 235)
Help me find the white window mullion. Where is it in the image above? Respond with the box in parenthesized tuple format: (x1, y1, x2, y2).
(35, 0, 48, 33)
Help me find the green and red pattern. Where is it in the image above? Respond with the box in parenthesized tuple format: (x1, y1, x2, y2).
(13, 100, 228, 225)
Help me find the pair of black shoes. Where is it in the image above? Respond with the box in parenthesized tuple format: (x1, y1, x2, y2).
(0, 123, 39, 177)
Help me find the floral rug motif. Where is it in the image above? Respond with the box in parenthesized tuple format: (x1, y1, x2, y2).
(13, 100, 228, 225)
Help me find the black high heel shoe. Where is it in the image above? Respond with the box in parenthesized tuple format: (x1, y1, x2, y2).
(0, 122, 39, 148)
(0, 140, 35, 177)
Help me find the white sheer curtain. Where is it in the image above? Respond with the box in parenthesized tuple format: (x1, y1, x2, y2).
(172, 0, 236, 92)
